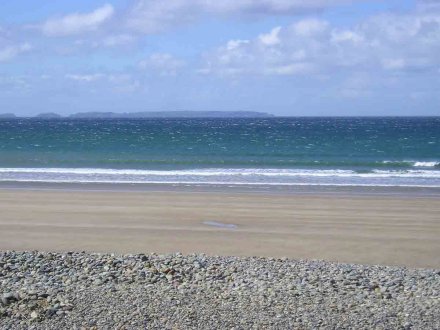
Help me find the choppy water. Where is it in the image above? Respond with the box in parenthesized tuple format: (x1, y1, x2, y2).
(0, 117, 439, 187)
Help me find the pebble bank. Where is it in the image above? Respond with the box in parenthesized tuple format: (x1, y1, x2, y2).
(0, 251, 439, 329)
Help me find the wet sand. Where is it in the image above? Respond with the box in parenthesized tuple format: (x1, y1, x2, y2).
(0, 187, 439, 268)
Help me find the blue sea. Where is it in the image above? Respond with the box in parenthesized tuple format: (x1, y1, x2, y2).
(0, 117, 439, 187)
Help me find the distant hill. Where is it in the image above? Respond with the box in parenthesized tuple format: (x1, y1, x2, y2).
(36, 112, 63, 119)
(69, 111, 274, 118)
(0, 113, 17, 119)
(0, 111, 275, 119)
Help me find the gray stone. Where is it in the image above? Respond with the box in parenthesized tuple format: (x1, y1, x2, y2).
(0, 250, 438, 329)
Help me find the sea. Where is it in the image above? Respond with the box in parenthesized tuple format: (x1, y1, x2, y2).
(0, 117, 439, 188)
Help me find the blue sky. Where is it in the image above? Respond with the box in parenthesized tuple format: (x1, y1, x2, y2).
(0, 0, 439, 116)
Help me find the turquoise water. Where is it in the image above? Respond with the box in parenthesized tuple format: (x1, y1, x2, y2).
(0, 117, 439, 186)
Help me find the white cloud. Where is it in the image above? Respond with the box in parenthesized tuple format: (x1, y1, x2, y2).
(0, 43, 32, 62)
(41, 4, 114, 36)
(139, 53, 185, 75)
(259, 26, 281, 46)
(330, 30, 363, 43)
(290, 18, 328, 36)
(27, 0, 361, 49)
(201, 9, 440, 77)
(125, 0, 356, 34)
(226, 39, 249, 50)
(264, 62, 314, 75)
(126, 0, 197, 34)
(65, 74, 105, 82)
(64, 73, 141, 93)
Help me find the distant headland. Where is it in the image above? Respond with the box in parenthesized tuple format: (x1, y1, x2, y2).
(0, 113, 17, 119)
(0, 111, 274, 119)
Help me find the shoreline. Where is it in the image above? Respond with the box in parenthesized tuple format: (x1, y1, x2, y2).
(1, 180, 440, 197)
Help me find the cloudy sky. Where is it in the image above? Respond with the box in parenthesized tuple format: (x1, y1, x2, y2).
(0, 0, 439, 116)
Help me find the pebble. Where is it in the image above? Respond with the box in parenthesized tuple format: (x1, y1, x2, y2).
(0, 250, 438, 329)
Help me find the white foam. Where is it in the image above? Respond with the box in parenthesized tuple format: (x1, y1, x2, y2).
(0, 167, 355, 176)
(0, 167, 439, 178)
(381, 160, 439, 168)
(0, 167, 439, 187)
(413, 161, 439, 167)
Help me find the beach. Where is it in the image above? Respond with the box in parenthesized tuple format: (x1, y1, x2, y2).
(0, 184, 439, 268)
(1, 184, 439, 328)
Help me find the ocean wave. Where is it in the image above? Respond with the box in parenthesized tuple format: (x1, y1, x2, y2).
(0, 167, 439, 178)
(413, 161, 439, 167)
(382, 160, 439, 168)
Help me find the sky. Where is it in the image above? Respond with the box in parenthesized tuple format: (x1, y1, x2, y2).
(0, 0, 439, 116)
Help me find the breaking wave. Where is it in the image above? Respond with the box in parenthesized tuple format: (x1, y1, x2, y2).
(0, 167, 439, 187)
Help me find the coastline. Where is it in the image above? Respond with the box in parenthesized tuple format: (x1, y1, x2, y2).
(0, 184, 439, 269)
(1, 180, 440, 197)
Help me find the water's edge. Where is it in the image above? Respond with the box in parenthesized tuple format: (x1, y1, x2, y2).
(1, 181, 439, 197)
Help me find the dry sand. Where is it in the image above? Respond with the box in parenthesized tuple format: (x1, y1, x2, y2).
(0, 188, 439, 268)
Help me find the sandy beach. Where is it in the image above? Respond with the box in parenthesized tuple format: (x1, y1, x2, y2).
(0, 185, 439, 268)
